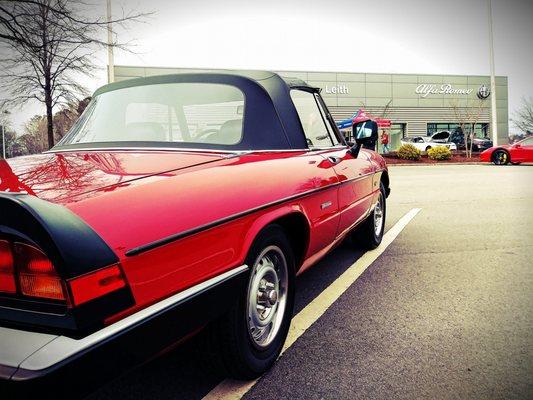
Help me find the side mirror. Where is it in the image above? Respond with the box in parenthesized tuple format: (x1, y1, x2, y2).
(514, 143, 521, 148)
(349, 120, 378, 157)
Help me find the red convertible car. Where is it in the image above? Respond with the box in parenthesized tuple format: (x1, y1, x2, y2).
(0, 71, 389, 397)
(480, 136, 533, 165)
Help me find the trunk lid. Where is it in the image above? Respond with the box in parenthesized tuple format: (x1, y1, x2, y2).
(0, 150, 225, 205)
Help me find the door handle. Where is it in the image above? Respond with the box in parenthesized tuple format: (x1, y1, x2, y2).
(327, 156, 342, 165)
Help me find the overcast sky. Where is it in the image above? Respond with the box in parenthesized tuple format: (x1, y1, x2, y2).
(7, 0, 533, 135)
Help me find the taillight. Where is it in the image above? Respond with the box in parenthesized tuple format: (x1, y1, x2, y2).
(68, 265, 127, 306)
(14, 242, 66, 301)
(0, 240, 16, 294)
(0, 238, 128, 308)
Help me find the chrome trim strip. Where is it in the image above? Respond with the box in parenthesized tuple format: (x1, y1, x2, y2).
(3, 265, 248, 372)
(46, 147, 240, 155)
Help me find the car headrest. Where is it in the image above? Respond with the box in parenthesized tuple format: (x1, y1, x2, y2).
(206, 119, 243, 144)
(126, 122, 167, 141)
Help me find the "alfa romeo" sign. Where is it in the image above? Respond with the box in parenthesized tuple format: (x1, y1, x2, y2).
(415, 84, 473, 98)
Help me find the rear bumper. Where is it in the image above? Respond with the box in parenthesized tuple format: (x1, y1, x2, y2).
(0, 265, 248, 399)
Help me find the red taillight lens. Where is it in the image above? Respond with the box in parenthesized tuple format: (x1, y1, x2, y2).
(14, 242, 66, 301)
(68, 265, 126, 306)
(0, 240, 16, 294)
(1, 239, 128, 307)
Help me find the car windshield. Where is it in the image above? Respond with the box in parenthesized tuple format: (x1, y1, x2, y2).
(518, 137, 533, 146)
(58, 82, 245, 147)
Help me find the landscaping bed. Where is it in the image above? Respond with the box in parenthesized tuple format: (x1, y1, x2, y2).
(383, 151, 481, 165)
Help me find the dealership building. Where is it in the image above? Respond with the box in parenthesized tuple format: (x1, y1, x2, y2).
(113, 66, 509, 149)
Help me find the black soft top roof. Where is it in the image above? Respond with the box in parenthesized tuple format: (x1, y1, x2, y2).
(81, 70, 321, 151)
(94, 70, 320, 97)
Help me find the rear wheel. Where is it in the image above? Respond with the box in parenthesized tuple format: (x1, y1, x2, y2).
(492, 149, 510, 165)
(204, 225, 295, 379)
(352, 183, 386, 250)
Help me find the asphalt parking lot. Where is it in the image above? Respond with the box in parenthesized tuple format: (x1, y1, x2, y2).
(89, 164, 533, 400)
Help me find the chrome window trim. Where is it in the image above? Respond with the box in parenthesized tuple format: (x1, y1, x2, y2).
(46, 146, 349, 154)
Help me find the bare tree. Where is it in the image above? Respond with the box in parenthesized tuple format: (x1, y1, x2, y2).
(21, 115, 48, 154)
(359, 99, 393, 120)
(16, 97, 91, 155)
(511, 97, 533, 134)
(0, 110, 14, 158)
(449, 99, 487, 158)
(0, 0, 149, 149)
(357, 99, 393, 152)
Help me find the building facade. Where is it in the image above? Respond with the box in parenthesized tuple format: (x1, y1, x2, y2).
(113, 66, 509, 149)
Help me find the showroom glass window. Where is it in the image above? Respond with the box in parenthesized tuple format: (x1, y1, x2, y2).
(59, 83, 245, 146)
(290, 90, 338, 148)
(427, 122, 489, 138)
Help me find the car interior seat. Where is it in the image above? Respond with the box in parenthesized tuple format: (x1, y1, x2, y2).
(205, 119, 243, 144)
(126, 122, 167, 141)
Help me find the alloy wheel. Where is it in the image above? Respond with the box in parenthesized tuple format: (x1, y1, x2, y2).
(493, 150, 508, 165)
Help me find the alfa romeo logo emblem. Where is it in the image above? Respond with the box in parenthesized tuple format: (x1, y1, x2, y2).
(477, 84, 490, 99)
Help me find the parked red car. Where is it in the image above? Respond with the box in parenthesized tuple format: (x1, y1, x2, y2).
(0, 71, 389, 397)
(480, 136, 533, 165)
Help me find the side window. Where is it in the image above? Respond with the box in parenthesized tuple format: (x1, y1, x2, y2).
(315, 94, 340, 145)
(290, 90, 334, 148)
(521, 138, 533, 146)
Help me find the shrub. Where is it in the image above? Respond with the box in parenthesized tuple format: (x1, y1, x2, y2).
(427, 146, 452, 160)
(397, 143, 421, 160)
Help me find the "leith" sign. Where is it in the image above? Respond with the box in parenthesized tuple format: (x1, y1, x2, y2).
(415, 83, 473, 98)
(324, 84, 349, 94)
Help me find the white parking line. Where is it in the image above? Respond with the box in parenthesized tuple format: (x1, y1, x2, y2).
(203, 208, 421, 400)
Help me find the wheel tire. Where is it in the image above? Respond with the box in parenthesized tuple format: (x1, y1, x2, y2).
(204, 225, 295, 380)
(352, 182, 386, 250)
(492, 149, 510, 165)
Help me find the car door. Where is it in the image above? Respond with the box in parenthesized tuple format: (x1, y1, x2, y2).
(290, 90, 374, 240)
(512, 137, 533, 162)
(323, 146, 374, 238)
